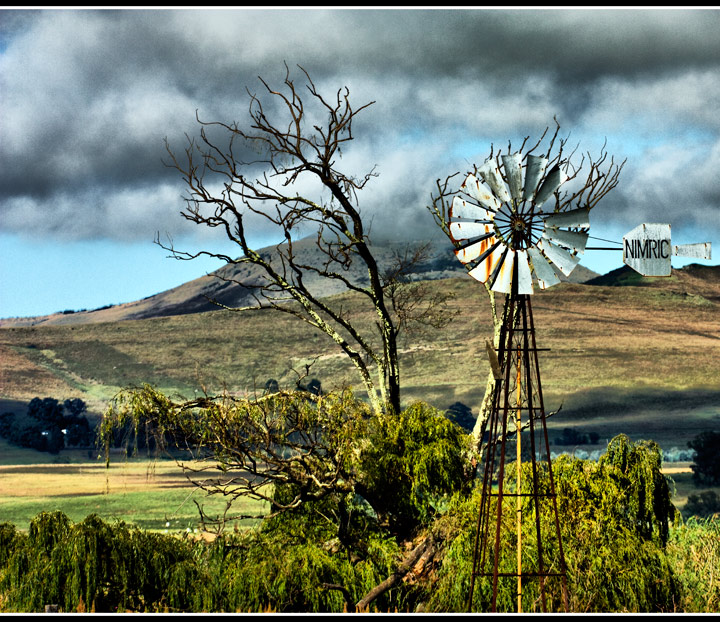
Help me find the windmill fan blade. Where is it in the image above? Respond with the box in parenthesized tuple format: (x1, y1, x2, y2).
(450, 221, 493, 241)
(450, 196, 494, 223)
(456, 235, 497, 264)
(523, 155, 548, 202)
(477, 160, 511, 203)
(542, 228, 589, 254)
(502, 154, 523, 202)
(537, 238, 580, 276)
(528, 247, 561, 289)
(460, 175, 502, 211)
(534, 163, 567, 207)
(542, 207, 590, 229)
(467, 242, 506, 283)
(516, 250, 534, 295)
(491, 249, 515, 293)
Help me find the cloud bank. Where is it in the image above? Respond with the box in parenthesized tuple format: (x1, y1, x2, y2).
(2, 8, 719, 244)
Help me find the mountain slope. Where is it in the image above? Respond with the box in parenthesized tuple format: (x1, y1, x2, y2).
(1, 270, 719, 453)
(1, 237, 599, 328)
(586, 263, 720, 302)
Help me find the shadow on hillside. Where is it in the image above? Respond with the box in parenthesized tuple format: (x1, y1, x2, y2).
(551, 387, 720, 450)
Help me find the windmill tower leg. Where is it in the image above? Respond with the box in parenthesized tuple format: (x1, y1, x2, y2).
(467, 291, 569, 613)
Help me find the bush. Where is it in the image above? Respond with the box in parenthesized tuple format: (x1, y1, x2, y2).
(667, 517, 720, 612)
(0, 397, 94, 453)
(689, 431, 720, 486)
(357, 401, 471, 535)
(554, 427, 600, 446)
(427, 435, 679, 613)
(684, 491, 720, 518)
(445, 402, 475, 432)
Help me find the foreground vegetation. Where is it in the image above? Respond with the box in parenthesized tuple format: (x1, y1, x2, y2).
(2, 386, 718, 613)
(1, 477, 719, 612)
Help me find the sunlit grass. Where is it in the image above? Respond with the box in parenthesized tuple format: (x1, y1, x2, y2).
(0, 456, 268, 532)
(0, 488, 265, 532)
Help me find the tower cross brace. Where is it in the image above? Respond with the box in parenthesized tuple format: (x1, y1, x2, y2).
(467, 255, 570, 613)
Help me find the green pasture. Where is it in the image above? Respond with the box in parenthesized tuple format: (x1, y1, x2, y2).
(0, 448, 268, 532)
(0, 487, 265, 533)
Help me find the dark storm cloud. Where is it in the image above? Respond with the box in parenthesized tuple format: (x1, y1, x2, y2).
(1, 8, 719, 243)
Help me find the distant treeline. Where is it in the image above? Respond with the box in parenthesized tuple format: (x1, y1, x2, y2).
(0, 397, 93, 454)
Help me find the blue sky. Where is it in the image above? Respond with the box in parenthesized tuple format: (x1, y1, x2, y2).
(1, 9, 718, 318)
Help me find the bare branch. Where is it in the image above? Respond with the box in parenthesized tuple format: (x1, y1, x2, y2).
(162, 67, 450, 415)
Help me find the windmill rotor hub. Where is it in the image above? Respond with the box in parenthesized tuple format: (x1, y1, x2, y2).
(510, 215, 526, 231)
(494, 208, 538, 251)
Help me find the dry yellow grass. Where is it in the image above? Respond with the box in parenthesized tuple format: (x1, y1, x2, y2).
(0, 459, 191, 498)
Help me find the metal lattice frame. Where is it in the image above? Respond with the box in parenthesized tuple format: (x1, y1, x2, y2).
(466, 269, 569, 612)
(447, 154, 586, 612)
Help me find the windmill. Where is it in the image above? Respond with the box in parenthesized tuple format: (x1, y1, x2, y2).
(449, 154, 580, 613)
(447, 151, 712, 613)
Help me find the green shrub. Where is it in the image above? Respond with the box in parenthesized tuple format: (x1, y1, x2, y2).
(427, 435, 680, 613)
(667, 517, 720, 612)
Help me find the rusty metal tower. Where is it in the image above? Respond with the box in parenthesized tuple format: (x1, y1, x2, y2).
(467, 278, 569, 613)
(448, 154, 585, 612)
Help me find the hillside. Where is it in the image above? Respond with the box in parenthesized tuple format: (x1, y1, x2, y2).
(587, 263, 720, 301)
(0, 237, 599, 328)
(1, 264, 719, 453)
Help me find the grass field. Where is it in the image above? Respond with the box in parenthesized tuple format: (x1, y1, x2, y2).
(0, 442, 267, 532)
(2, 277, 718, 445)
(1, 273, 719, 526)
(0, 453, 708, 529)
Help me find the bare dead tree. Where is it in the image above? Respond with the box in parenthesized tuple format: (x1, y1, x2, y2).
(161, 64, 451, 416)
(427, 119, 625, 452)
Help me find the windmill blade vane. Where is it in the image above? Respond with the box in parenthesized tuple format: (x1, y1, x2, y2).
(542, 228, 589, 254)
(541, 206, 590, 229)
(490, 248, 514, 293)
(527, 246, 561, 289)
(523, 155, 548, 202)
(537, 238, 580, 276)
(516, 249, 534, 295)
(467, 243, 507, 283)
(450, 221, 494, 240)
(456, 236, 499, 264)
(450, 196, 495, 223)
(534, 164, 567, 207)
(477, 160, 511, 203)
(502, 153, 523, 202)
(461, 175, 502, 211)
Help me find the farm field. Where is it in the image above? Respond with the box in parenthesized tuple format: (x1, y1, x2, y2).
(1, 268, 719, 527)
(0, 439, 266, 532)
(0, 450, 711, 531)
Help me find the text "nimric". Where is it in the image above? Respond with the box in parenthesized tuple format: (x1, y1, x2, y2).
(623, 239, 670, 259)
